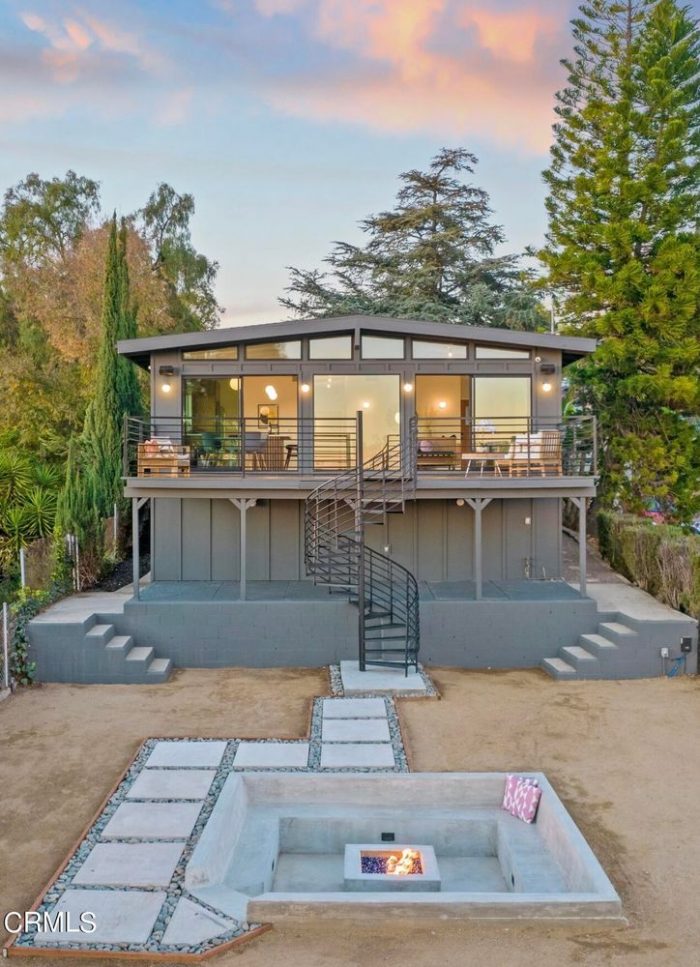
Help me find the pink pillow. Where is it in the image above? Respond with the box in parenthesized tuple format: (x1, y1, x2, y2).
(502, 774, 541, 823)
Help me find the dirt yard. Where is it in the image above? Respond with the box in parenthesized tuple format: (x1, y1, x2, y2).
(1, 667, 698, 967)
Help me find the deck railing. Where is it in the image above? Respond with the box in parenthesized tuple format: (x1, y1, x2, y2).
(415, 415, 596, 477)
(123, 414, 597, 479)
(123, 416, 358, 477)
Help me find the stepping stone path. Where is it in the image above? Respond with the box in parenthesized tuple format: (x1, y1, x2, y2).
(14, 675, 430, 959)
(319, 697, 398, 769)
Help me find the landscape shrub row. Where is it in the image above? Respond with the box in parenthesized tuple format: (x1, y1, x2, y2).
(597, 511, 700, 618)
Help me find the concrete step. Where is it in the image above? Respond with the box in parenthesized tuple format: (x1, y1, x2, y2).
(560, 646, 600, 676)
(147, 657, 173, 682)
(125, 645, 155, 666)
(105, 635, 134, 656)
(580, 633, 619, 658)
(86, 623, 115, 645)
(541, 657, 577, 680)
(597, 622, 638, 643)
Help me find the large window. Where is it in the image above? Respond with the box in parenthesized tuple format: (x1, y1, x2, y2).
(183, 377, 240, 431)
(183, 346, 238, 360)
(475, 345, 530, 359)
(313, 374, 400, 465)
(412, 340, 467, 359)
(309, 335, 353, 359)
(361, 334, 404, 359)
(472, 376, 531, 449)
(245, 340, 301, 360)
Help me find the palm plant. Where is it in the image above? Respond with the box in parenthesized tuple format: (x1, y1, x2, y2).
(24, 487, 58, 538)
(0, 453, 33, 504)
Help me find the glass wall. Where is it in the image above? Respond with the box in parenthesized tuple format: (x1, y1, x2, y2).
(183, 377, 241, 467)
(472, 376, 531, 449)
(313, 374, 400, 464)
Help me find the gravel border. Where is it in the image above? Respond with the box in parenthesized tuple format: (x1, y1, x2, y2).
(329, 663, 439, 698)
(14, 690, 411, 957)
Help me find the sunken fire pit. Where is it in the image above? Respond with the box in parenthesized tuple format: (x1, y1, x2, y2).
(344, 844, 441, 892)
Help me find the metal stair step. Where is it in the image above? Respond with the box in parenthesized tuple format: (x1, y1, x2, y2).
(541, 657, 577, 680)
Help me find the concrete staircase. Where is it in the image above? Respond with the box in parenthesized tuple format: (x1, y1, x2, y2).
(542, 619, 637, 680)
(85, 622, 173, 683)
(30, 602, 173, 684)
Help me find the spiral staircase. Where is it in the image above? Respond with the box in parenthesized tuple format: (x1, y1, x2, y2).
(304, 414, 420, 674)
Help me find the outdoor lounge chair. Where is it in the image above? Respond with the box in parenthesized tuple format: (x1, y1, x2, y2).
(497, 430, 562, 476)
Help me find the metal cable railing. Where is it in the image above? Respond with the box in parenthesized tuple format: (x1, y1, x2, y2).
(304, 414, 419, 675)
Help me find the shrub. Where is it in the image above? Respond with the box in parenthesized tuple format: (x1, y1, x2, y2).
(596, 511, 700, 619)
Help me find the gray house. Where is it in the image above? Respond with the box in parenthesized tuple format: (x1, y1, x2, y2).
(29, 314, 697, 682)
(110, 315, 601, 671)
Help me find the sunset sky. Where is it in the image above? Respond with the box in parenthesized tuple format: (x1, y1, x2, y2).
(2, 0, 696, 326)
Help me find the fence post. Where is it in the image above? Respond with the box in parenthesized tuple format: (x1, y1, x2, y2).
(2, 601, 9, 690)
(19, 547, 26, 588)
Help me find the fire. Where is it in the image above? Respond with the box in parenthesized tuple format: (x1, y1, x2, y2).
(386, 848, 422, 876)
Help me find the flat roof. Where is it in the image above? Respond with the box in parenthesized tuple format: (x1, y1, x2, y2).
(118, 314, 596, 368)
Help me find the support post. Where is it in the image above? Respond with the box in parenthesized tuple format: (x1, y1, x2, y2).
(19, 547, 26, 588)
(356, 411, 366, 671)
(132, 497, 148, 601)
(571, 497, 588, 596)
(465, 498, 492, 601)
(132, 498, 139, 600)
(230, 499, 257, 601)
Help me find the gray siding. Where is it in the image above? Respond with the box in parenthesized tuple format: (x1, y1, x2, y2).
(151, 497, 563, 584)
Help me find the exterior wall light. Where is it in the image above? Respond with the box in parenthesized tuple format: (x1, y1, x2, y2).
(542, 381, 553, 393)
(456, 498, 465, 507)
(362, 401, 371, 409)
(264, 384, 278, 401)
(403, 382, 414, 392)
(438, 400, 447, 409)
(158, 364, 176, 394)
(300, 383, 311, 393)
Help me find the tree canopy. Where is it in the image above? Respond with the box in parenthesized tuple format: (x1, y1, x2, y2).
(540, 0, 700, 519)
(282, 148, 547, 330)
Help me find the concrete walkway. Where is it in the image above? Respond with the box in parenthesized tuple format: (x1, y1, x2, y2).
(13, 680, 418, 958)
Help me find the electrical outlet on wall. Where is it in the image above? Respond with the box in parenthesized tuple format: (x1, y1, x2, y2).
(660, 647, 669, 658)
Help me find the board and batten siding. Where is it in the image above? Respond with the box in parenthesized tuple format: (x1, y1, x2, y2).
(151, 497, 561, 584)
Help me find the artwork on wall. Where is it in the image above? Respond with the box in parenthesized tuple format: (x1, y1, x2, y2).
(258, 403, 279, 430)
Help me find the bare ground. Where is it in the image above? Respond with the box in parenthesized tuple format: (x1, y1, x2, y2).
(1, 667, 699, 967)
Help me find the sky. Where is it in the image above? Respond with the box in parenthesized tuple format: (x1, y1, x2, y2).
(0, 0, 693, 327)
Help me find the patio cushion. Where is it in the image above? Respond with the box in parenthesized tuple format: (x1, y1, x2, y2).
(502, 774, 541, 823)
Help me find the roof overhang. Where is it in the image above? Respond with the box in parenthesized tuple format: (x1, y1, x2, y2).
(118, 314, 596, 369)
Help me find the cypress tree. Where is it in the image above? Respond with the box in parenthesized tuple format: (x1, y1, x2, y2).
(540, 0, 700, 519)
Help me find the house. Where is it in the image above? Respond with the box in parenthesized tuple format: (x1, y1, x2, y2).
(111, 315, 601, 671)
(28, 314, 697, 682)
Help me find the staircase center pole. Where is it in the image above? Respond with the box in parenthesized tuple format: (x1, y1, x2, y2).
(356, 410, 366, 671)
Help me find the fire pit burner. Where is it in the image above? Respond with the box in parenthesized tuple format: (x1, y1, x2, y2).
(344, 844, 441, 892)
(361, 849, 423, 876)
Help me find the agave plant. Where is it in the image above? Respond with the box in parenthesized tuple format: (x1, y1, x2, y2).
(0, 453, 33, 504)
(32, 463, 61, 491)
(24, 487, 58, 538)
(0, 504, 34, 554)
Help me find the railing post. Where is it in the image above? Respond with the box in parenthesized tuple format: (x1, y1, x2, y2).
(592, 417, 598, 476)
(356, 410, 366, 671)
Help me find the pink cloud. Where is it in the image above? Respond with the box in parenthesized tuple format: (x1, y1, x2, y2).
(251, 0, 566, 152)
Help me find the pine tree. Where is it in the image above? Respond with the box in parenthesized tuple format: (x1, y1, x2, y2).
(56, 436, 100, 545)
(283, 148, 546, 330)
(540, 0, 700, 519)
(116, 218, 142, 420)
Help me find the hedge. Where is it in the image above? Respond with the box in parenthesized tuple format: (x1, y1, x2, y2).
(597, 510, 700, 618)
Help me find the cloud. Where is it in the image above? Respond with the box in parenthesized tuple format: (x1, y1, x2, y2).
(246, 0, 568, 152)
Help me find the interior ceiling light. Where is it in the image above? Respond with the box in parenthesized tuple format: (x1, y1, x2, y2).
(264, 384, 278, 401)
